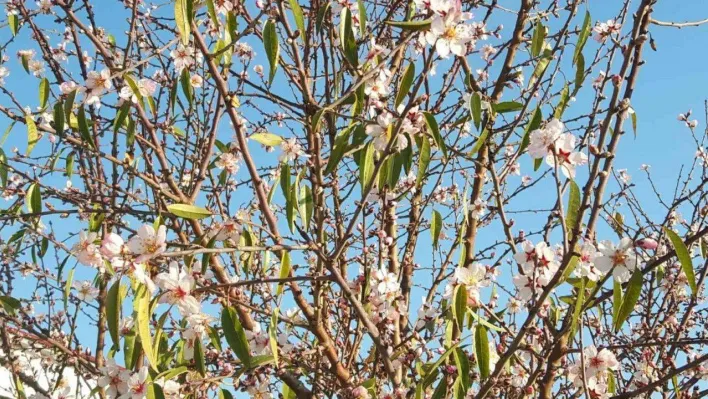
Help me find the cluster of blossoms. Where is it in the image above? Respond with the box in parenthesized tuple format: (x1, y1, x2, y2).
(444, 264, 492, 306)
(678, 110, 700, 129)
(528, 118, 588, 178)
(415, 0, 488, 58)
(368, 267, 402, 328)
(593, 19, 622, 42)
(513, 241, 560, 301)
(568, 345, 619, 399)
(97, 362, 155, 399)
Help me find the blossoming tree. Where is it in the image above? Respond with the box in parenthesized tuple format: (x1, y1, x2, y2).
(1, 0, 708, 398)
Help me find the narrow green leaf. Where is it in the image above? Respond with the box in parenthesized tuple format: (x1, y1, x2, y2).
(554, 84, 571, 119)
(520, 107, 542, 152)
(573, 11, 592, 64)
(136, 286, 158, 370)
(8, 14, 19, 37)
(431, 209, 442, 248)
(360, 142, 375, 192)
(395, 63, 415, 108)
(39, 78, 50, 109)
(289, 0, 306, 41)
(474, 324, 490, 380)
(106, 280, 123, 350)
(614, 270, 642, 332)
(64, 268, 74, 310)
(424, 112, 447, 161)
(469, 92, 482, 131)
(0, 149, 7, 188)
(575, 53, 585, 90)
(53, 102, 65, 137)
(167, 204, 212, 219)
(470, 129, 488, 156)
(493, 101, 523, 113)
(665, 228, 697, 296)
(194, 338, 206, 376)
(25, 183, 41, 214)
(26, 115, 39, 155)
(263, 20, 280, 84)
(566, 180, 581, 232)
(222, 306, 252, 367)
(452, 285, 467, 331)
(531, 22, 546, 57)
(416, 136, 431, 188)
(277, 252, 291, 296)
(174, 0, 193, 45)
(385, 19, 432, 31)
(77, 107, 95, 149)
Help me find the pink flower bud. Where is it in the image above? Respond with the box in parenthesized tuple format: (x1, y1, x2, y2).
(635, 238, 658, 250)
(101, 233, 124, 258)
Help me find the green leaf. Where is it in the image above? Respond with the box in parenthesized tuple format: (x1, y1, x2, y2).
(136, 286, 158, 370)
(277, 252, 291, 296)
(452, 285, 467, 331)
(53, 102, 65, 137)
(665, 228, 697, 296)
(325, 125, 354, 175)
(614, 270, 642, 332)
(470, 129, 488, 156)
(113, 101, 131, 134)
(566, 180, 581, 232)
(475, 324, 490, 380)
(453, 347, 470, 391)
(298, 184, 313, 230)
(431, 209, 442, 248)
(269, 308, 279, 367)
(194, 338, 206, 376)
(8, 14, 19, 37)
(106, 280, 123, 350)
(493, 101, 523, 114)
(263, 20, 280, 84)
(64, 268, 74, 310)
(416, 136, 431, 188)
(0, 296, 20, 316)
(222, 306, 252, 368)
(531, 22, 546, 57)
(612, 280, 622, 322)
(631, 111, 638, 138)
(395, 63, 415, 108)
(467, 309, 504, 332)
(77, 107, 95, 149)
(339, 8, 358, 67)
(554, 84, 571, 119)
(39, 78, 50, 109)
(315, 2, 330, 34)
(0, 149, 7, 188)
(26, 115, 39, 155)
(174, 0, 193, 45)
(167, 204, 212, 219)
(575, 53, 585, 90)
(250, 132, 283, 146)
(179, 68, 193, 105)
(469, 92, 482, 131)
(25, 183, 41, 214)
(360, 142, 375, 192)
(573, 11, 592, 64)
(385, 19, 432, 31)
(356, 0, 366, 36)
(288, 0, 306, 41)
(520, 107, 542, 152)
(205, 0, 219, 29)
(424, 112, 447, 161)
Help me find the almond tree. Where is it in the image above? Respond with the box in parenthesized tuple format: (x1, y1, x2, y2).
(1, 0, 708, 398)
